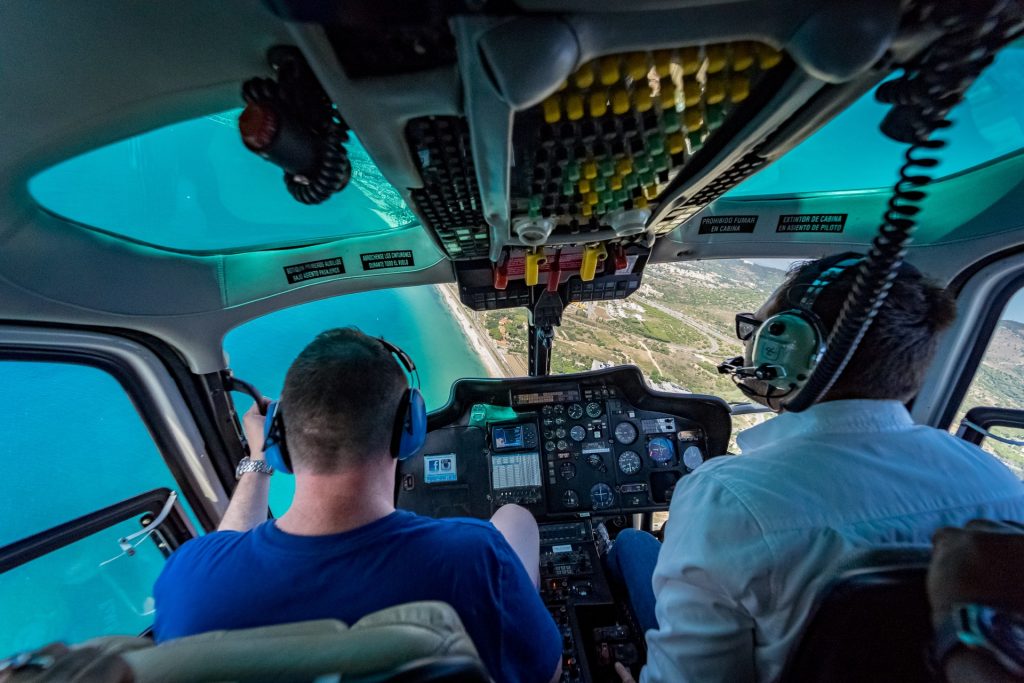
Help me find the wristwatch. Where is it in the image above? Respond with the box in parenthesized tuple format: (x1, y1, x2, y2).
(933, 604, 1024, 677)
(235, 457, 274, 480)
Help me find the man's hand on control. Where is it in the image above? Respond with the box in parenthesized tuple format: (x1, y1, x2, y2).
(614, 662, 637, 683)
(242, 402, 269, 459)
(928, 519, 1024, 628)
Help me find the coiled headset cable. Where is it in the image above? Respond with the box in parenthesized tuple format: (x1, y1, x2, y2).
(240, 46, 352, 205)
(784, 0, 1024, 412)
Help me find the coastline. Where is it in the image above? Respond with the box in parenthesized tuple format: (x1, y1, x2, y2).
(436, 284, 511, 378)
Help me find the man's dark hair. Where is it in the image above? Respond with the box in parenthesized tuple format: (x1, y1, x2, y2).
(280, 327, 407, 472)
(768, 259, 957, 401)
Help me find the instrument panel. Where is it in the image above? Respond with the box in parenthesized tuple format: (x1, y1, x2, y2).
(398, 366, 731, 521)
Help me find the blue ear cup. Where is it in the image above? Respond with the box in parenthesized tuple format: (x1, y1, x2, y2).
(394, 387, 427, 461)
(262, 400, 292, 474)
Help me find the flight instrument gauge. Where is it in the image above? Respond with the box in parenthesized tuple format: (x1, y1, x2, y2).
(683, 446, 705, 470)
(562, 490, 580, 509)
(570, 425, 587, 442)
(586, 402, 602, 418)
(555, 428, 567, 439)
(568, 403, 584, 420)
(559, 462, 577, 480)
(590, 483, 614, 510)
(647, 437, 675, 464)
(614, 422, 637, 445)
(618, 451, 641, 475)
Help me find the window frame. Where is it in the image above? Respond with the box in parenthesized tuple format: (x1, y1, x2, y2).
(0, 323, 232, 532)
(912, 250, 1024, 429)
(0, 487, 193, 574)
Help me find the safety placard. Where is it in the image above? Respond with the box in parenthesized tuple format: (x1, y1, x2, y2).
(698, 215, 758, 234)
(283, 257, 345, 284)
(360, 250, 415, 271)
(776, 214, 847, 233)
(424, 453, 458, 484)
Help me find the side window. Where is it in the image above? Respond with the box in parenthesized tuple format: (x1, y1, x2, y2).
(0, 361, 196, 654)
(957, 289, 1024, 476)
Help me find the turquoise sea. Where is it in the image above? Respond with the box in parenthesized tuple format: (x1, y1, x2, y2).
(0, 285, 485, 653)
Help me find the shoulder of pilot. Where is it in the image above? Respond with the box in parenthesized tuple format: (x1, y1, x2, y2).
(419, 514, 503, 538)
(164, 527, 253, 565)
(410, 514, 508, 552)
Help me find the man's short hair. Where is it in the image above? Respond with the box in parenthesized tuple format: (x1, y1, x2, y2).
(767, 258, 957, 401)
(280, 327, 407, 472)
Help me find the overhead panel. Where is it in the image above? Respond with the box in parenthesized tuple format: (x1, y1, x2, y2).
(511, 43, 784, 243)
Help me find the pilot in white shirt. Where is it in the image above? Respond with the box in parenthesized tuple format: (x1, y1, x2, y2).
(607, 254, 1024, 683)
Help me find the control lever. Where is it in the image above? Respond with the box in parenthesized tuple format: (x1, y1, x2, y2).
(225, 374, 271, 415)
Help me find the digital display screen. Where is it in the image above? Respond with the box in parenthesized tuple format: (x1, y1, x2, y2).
(512, 385, 581, 407)
(678, 429, 703, 442)
(491, 452, 542, 490)
(493, 425, 525, 450)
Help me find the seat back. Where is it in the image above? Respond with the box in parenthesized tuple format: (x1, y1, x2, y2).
(779, 546, 934, 683)
(85, 601, 489, 683)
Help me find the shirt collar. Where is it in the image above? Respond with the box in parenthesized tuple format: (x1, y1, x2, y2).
(736, 399, 915, 453)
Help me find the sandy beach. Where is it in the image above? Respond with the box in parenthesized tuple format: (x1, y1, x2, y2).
(436, 284, 514, 378)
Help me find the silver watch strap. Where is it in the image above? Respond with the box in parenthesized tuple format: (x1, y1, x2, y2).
(236, 457, 274, 479)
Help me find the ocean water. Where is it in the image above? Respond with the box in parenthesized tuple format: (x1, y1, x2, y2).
(0, 284, 485, 652)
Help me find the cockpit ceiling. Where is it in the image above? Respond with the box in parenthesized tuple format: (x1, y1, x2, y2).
(2, 0, 1024, 373)
(24, 42, 1024, 257)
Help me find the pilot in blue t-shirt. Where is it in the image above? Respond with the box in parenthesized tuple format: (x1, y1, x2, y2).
(154, 509, 561, 683)
(153, 330, 562, 683)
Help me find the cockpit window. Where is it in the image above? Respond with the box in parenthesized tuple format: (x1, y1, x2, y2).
(224, 285, 495, 513)
(28, 110, 417, 252)
(473, 259, 788, 450)
(726, 43, 1024, 197)
(957, 288, 1024, 476)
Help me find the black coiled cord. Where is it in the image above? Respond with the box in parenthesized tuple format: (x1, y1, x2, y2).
(241, 48, 351, 205)
(783, 0, 1022, 412)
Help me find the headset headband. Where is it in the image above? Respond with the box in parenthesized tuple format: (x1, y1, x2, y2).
(378, 337, 419, 388)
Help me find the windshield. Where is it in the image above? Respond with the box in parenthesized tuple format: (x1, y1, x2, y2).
(470, 260, 788, 405)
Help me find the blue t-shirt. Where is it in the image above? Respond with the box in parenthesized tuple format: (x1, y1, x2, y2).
(153, 510, 560, 683)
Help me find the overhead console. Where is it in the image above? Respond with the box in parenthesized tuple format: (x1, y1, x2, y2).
(251, 0, 978, 376)
(397, 366, 729, 522)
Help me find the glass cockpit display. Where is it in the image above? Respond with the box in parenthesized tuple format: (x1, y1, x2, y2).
(491, 452, 542, 490)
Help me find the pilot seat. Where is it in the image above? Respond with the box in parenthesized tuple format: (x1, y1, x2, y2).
(779, 546, 935, 683)
(1, 601, 490, 683)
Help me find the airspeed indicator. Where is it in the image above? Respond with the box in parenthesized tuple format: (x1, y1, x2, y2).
(614, 422, 637, 445)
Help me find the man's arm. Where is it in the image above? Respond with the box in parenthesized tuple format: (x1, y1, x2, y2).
(217, 403, 273, 532)
(639, 471, 771, 683)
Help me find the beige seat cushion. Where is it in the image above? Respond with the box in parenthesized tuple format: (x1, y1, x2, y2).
(107, 601, 482, 682)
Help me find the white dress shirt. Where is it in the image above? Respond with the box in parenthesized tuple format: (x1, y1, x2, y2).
(641, 399, 1024, 683)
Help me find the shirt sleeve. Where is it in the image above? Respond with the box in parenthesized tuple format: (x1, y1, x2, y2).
(641, 467, 775, 683)
(494, 541, 563, 683)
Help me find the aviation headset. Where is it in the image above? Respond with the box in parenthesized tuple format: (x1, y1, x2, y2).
(734, 251, 925, 394)
(746, 252, 865, 392)
(261, 338, 427, 474)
